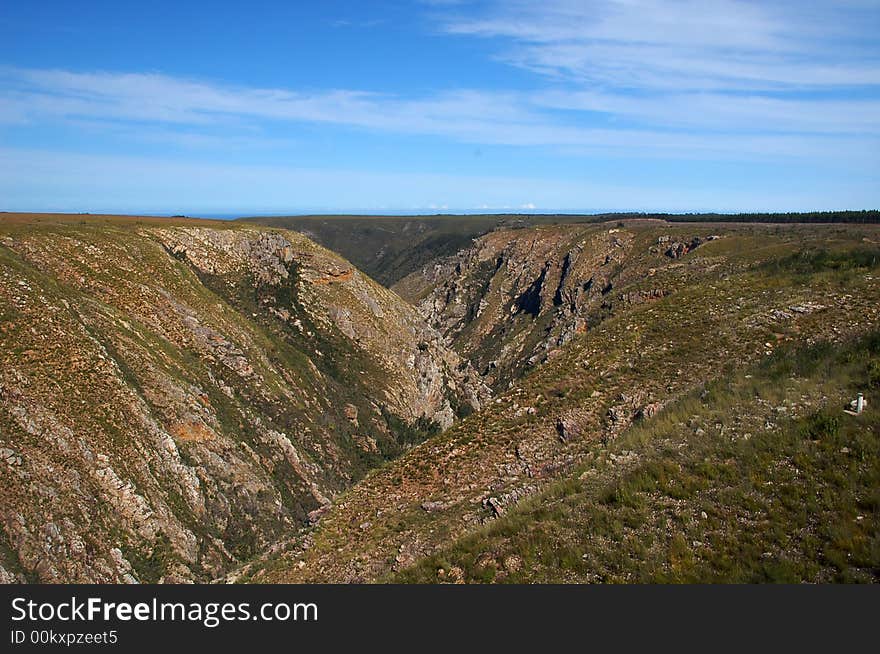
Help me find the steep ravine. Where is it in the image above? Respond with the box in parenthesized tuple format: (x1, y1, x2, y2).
(3, 217, 879, 584)
(0, 219, 487, 583)
(393, 223, 723, 390)
(228, 221, 880, 583)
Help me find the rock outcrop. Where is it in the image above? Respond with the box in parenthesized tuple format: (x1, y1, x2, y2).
(393, 226, 639, 388)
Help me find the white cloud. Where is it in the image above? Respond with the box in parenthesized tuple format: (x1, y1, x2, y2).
(440, 0, 880, 90)
(536, 89, 880, 135)
(0, 2, 877, 178)
(2, 2, 878, 212)
(1, 65, 877, 166)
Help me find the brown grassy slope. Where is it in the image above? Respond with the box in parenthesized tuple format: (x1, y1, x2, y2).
(0, 218, 480, 582)
(393, 333, 880, 583)
(239, 214, 602, 287)
(241, 212, 880, 289)
(392, 221, 880, 391)
(0, 212, 230, 228)
(236, 222, 880, 582)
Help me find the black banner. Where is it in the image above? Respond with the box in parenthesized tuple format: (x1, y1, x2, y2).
(1, 584, 875, 650)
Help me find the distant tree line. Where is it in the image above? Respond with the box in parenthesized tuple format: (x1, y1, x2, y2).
(591, 210, 880, 224)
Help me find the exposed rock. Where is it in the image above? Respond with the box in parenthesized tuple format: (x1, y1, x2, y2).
(619, 289, 668, 306)
(447, 566, 465, 583)
(307, 505, 332, 525)
(790, 303, 827, 314)
(0, 222, 485, 582)
(343, 403, 359, 425)
(483, 496, 505, 517)
(664, 237, 705, 259)
(637, 403, 662, 420)
(1, 447, 22, 467)
(352, 434, 379, 453)
(420, 500, 450, 513)
(503, 555, 523, 573)
(393, 227, 636, 390)
(474, 552, 498, 571)
(556, 416, 581, 441)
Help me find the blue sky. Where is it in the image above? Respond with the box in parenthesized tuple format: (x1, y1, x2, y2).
(1, 0, 878, 214)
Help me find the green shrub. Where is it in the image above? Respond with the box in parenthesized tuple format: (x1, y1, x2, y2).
(762, 247, 880, 276)
(801, 410, 840, 440)
(868, 359, 880, 389)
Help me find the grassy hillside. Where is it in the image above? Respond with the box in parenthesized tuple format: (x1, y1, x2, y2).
(238, 214, 590, 286)
(0, 213, 481, 582)
(2, 213, 878, 584)
(234, 221, 880, 583)
(394, 334, 880, 583)
(241, 212, 879, 288)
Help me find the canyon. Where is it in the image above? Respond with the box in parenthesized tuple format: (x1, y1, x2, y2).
(1, 213, 878, 583)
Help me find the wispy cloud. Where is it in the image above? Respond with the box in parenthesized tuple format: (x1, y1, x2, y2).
(536, 89, 880, 135)
(1, 64, 876, 164)
(440, 0, 880, 90)
(1, 0, 878, 214)
(430, 0, 880, 164)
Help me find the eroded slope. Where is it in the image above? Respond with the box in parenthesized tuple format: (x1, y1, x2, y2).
(394, 334, 880, 583)
(395, 221, 722, 389)
(237, 222, 880, 583)
(0, 217, 484, 582)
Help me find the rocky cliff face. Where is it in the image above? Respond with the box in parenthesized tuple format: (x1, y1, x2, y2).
(0, 219, 485, 582)
(394, 224, 700, 389)
(154, 227, 487, 428)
